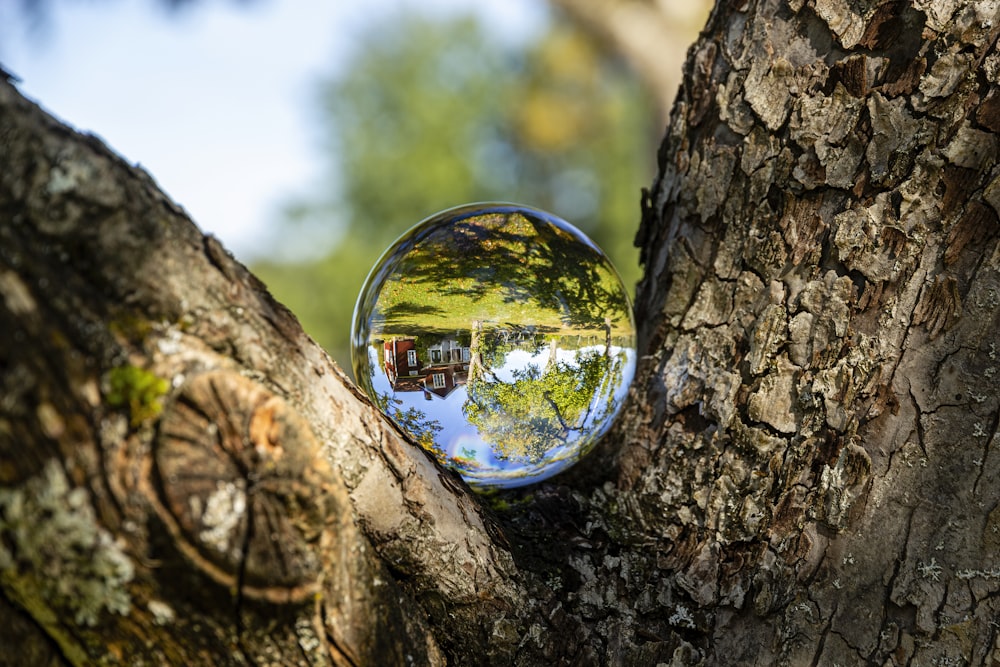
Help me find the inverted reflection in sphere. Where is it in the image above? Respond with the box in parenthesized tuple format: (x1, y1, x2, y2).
(352, 203, 636, 490)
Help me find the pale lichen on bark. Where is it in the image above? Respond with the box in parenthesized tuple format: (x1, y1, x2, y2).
(0, 459, 133, 662)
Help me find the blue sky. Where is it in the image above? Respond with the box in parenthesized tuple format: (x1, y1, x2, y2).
(0, 0, 546, 261)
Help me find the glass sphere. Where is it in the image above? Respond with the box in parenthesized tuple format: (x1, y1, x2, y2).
(351, 203, 636, 490)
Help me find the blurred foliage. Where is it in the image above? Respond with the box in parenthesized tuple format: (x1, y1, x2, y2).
(253, 12, 655, 375)
(465, 346, 628, 463)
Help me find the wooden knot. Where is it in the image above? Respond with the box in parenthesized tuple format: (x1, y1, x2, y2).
(153, 370, 342, 602)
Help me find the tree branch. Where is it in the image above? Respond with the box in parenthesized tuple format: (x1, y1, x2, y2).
(0, 79, 521, 664)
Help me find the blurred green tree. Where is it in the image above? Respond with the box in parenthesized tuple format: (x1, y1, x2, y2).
(464, 345, 628, 463)
(253, 12, 655, 374)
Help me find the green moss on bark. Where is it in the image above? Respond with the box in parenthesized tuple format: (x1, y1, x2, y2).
(105, 365, 169, 426)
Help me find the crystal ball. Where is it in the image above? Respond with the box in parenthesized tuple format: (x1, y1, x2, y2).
(351, 203, 636, 490)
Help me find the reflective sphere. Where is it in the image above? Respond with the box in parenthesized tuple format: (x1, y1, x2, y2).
(351, 203, 636, 490)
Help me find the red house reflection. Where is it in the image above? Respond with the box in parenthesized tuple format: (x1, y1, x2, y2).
(384, 336, 470, 399)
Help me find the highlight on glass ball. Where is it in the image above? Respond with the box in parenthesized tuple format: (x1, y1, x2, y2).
(351, 203, 636, 490)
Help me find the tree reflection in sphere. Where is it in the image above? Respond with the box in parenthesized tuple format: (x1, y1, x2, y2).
(351, 203, 636, 490)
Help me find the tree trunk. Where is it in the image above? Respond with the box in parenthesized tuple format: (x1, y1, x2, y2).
(3, 0, 1000, 664)
(621, 0, 1000, 662)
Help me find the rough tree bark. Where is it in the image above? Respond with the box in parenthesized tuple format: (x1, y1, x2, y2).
(2, 0, 1000, 665)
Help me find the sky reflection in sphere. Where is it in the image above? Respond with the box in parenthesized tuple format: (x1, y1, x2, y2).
(351, 203, 636, 490)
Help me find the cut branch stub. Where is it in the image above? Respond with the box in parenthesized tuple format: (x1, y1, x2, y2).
(152, 370, 341, 603)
